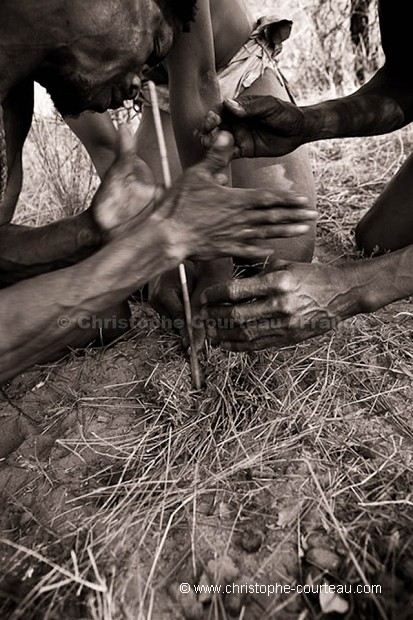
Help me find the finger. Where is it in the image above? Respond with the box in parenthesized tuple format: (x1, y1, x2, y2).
(221, 334, 289, 352)
(219, 122, 254, 159)
(209, 318, 292, 346)
(223, 95, 278, 120)
(150, 285, 184, 324)
(200, 128, 220, 151)
(192, 324, 206, 354)
(244, 208, 318, 225)
(219, 186, 311, 210)
(205, 298, 276, 326)
(117, 123, 135, 158)
(202, 111, 222, 134)
(236, 223, 312, 239)
(196, 131, 234, 175)
(201, 275, 271, 306)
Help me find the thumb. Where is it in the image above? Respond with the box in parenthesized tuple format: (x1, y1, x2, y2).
(117, 123, 135, 158)
(224, 95, 278, 120)
(197, 131, 234, 175)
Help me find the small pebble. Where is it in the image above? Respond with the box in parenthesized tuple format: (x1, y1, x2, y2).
(207, 556, 239, 585)
(197, 572, 212, 605)
(240, 524, 265, 553)
(306, 547, 341, 572)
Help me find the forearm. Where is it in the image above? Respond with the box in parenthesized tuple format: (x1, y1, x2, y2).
(0, 209, 102, 286)
(0, 215, 186, 380)
(302, 66, 413, 142)
(344, 245, 413, 317)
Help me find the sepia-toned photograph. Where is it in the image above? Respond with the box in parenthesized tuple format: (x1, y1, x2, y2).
(0, 1, 412, 618)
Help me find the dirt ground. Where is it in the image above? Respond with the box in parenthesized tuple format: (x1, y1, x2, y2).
(1, 238, 413, 620)
(2, 124, 413, 619)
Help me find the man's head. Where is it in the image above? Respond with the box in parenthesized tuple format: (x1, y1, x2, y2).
(27, 0, 197, 115)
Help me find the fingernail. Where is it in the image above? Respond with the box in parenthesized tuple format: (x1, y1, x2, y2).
(215, 132, 231, 147)
(225, 99, 244, 112)
(302, 210, 318, 218)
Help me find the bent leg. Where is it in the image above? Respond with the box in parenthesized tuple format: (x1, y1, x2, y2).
(1, 79, 34, 223)
(65, 111, 118, 180)
(231, 68, 317, 263)
(356, 151, 413, 254)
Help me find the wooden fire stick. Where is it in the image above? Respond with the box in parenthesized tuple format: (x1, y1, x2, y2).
(147, 81, 202, 390)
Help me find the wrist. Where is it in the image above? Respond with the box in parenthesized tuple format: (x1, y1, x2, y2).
(301, 104, 330, 143)
(341, 260, 385, 316)
(155, 214, 191, 265)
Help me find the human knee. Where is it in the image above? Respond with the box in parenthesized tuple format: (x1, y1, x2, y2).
(355, 214, 384, 256)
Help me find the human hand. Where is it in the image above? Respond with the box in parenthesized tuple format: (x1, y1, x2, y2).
(202, 258, 359, 350)
(149, 261, 197, 349)
(160, 131, 317, 261)
(90, 124, 158, 239)
(149, 259, 233, 353)
(202, 96, 307, 159)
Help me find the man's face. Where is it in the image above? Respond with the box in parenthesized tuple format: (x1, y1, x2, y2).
(34, 0, 177, 115)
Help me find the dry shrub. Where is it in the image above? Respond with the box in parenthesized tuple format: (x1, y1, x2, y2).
(248, 0, 383, 101)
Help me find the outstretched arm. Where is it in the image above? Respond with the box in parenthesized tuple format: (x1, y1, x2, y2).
(203, 246, 413, 351)
(294, 64, 413, 141)
(203, 64, 413, 158)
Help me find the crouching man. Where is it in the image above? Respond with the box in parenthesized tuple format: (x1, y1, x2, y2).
(0, 0, 316, 382)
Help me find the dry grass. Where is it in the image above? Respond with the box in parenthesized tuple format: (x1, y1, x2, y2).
(1, 2, 413, 619)
(2, 116, 413, 619)
(16, 113, 99, 226)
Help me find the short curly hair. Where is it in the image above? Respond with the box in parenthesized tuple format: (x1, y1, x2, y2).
(158, 0, 198, 32)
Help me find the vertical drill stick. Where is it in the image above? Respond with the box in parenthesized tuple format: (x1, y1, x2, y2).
(147, 81, 202, 389)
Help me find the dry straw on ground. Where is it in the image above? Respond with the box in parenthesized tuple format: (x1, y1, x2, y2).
(1, 1, 413, 619)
